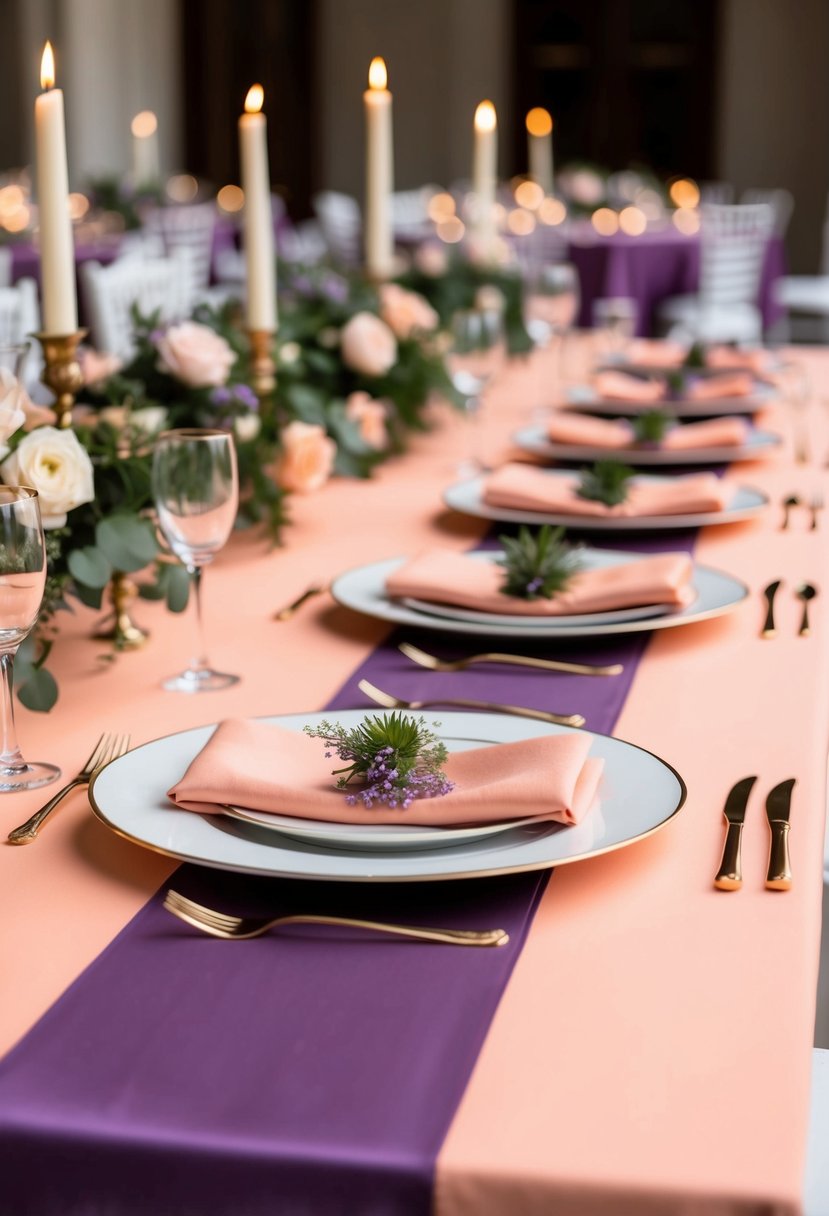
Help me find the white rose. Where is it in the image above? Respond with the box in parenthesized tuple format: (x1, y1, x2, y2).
(131, 406, 168, 436)
(156, 321, 236, 388)
(234, 414, 261, 443)
(0, 369, 29, 447)
(2, 426, 95, 529)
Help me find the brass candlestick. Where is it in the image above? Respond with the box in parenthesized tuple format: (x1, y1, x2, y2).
(247, 329, 276, 398)
(35, 329, 88, 429)
(93, 571, 149, 650)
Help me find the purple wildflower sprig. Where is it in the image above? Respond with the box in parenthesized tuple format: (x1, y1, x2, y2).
(304, 712, 453, 810)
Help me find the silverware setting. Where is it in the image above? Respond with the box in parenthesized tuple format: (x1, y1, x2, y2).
(273, 583, 330, 621)
(7, 732, 131, 845)
(810, 492, 824, 531)
(761, 579, 782, 639)
(713, 776, 796, 891)
(164, 889, 510, 947)
(781, 495, 801, 530)
(358, 677, 586, 729)
(780, 493, 824, 530)
(398, 641, 624, 678)
(795, 583, 818, 636)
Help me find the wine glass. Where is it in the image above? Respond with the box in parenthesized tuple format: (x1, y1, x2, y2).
(0, 343, 30, 379)
(152, 429, 240, 693)
(447, 306, 505, 474)
(0, 487, 60, 792)
(592, 296, 638, 360)
(525, 263, 580, 412)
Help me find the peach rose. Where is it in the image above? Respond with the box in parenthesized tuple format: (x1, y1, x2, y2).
(344, 391, 388, 449)
(340, 312, 397, 378)
(275, 421, 336, 494)
(156, 322, 236, 388)
(79, 348, 123, 387)
(378, 284, 439, 339)
(414, 242, 448, 277)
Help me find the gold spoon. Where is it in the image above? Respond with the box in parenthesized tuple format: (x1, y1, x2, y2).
(795, 583, 817, 637)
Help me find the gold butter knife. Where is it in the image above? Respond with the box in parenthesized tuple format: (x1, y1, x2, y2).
(765, 778, 795, 890)
(714, 775, 757, 890)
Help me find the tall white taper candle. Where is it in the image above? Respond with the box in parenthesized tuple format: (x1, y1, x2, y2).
(34, 41, 78, 334)
(364, 57, 394, 279)
(472, 100, 498, 257)
(526, 107, 554, 196)
(239, 84, 277, 332)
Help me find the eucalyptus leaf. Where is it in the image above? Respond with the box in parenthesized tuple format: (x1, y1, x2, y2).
(68, 546, 112, 590)
(96, 515, 159, 574)
(17, 667, 58, 713)
(165, 564, 190, 613)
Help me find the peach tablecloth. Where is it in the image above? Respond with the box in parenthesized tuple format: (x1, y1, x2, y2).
(1, 340, 826, 1214)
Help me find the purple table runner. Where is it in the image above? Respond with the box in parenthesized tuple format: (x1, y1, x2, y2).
(0, 531, 694, 1216)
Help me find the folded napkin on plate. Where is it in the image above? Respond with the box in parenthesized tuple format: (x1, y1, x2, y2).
(685, 372, 755, 401)
(624, 339, 686, 368)
(546, 413, 749, 451)
(706, 346, 772, 375)
(547, 413, 633, 449)
(593, 371, 665, 403)
(482, 463, 732, 517)
(386, 545, 695, 616)
(168, 718, 603, 827)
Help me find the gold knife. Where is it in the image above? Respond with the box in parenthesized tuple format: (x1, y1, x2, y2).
(714, 775, 757, 890)
(765, 778, 796, 890)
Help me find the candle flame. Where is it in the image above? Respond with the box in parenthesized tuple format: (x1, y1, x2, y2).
(245, 84, 264, 114)
(131, 110, 157, 138)
(526, 107, 552, 137)
(474, 100, 497, 132)
(40, 41, 55, 90)
(368, 57, 387, 90)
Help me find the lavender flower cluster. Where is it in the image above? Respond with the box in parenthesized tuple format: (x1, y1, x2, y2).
(330, 743, 453, 811)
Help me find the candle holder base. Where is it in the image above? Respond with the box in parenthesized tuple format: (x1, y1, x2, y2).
(247, 329, 276, 398)
(93, 572, 149, 651)
(35, 329, 88, 429)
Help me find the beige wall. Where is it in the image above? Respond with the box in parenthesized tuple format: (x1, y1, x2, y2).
(716, 0, 829, 272)
(315, 0, 512, 197)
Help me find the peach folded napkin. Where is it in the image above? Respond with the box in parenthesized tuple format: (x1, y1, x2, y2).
(167, 718, 603, 828)
(547, 413, 632, 449)
(546, 413, 749, 451)
(593, 371, 665, 403)
(685, 372, 755, 401)
(386, 546, 695, 616)
(482, 463, 731, 518)
(660, 416, 750, 450)
(624, 339, 686, 368)
(706, 346, 773, 375)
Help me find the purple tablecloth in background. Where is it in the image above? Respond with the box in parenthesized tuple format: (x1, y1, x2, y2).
(568, 226, 786, 337)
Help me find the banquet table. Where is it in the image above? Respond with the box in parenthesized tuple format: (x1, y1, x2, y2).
(0, 340, 827, 1215)
(567, 225, 787, 337)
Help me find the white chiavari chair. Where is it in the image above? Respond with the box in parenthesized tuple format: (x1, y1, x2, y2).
(144, 202, 217, 290)
(0, 277, 40, 381)
(0, 247, 13, 289)
(658, 202, 775, 344)
(80, 252, 196, 359)
(313, 191, 362, 265)
(741, 187, 794, 238)
(776, 193, 829, 341)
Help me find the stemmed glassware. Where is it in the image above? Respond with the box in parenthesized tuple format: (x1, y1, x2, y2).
(525, 262, 581, 412)
(0, 342, 30, 380)
(152, 428, 240, 693)
(592, 296, 638, 359)
(447, 306, 505, 475)
(0, 487, 60, 791)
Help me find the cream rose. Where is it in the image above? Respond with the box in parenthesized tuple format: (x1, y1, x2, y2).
(156, 322, 236, 388)
(0, 369, 29, 448)
(275, 421, 336, 494)
(340, 313, 397, 378)
(378, 284, 439, 339)
(344, 391, 388, 450)
(2, 426, 94, 528)
(100, 405, 168, 437)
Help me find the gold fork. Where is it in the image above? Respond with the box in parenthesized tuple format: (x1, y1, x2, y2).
(399, 641, 623, 677)
(164, 889, 509, 947)
(811, 493, 824, 531)
(7, 733, 131, 844)
(358, 678, 585, 728)
(273, 584, 329, 621)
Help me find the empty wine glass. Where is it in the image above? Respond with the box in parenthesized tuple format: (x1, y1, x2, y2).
(592, 296, 638, 359)
(0, 487, 60, 792)
(0, 343, 30, 379)
(525, 262, 581, 347)
(152, 429, 240, 693)
(447, 306, 505, 474)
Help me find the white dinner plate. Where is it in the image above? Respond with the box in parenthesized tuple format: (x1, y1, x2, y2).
(513, 424, 783, 467)
(400, 593, 684, 629)
(443, 473, 768, 532)
(88, 710, 687, 882)
(567, 382, 774, 418)
(222, 804, 546, 852)
(331, 548, 748, 639)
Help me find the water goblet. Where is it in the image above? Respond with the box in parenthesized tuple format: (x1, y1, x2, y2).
(447, 306, 505, 474)
(0, 487, 60, 791)
(152, 428, 240, 693)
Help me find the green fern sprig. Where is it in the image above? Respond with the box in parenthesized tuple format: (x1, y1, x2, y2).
(632, 409, 672, 444)
(497, 524, 582, 600)
(576, 460, 635, 507)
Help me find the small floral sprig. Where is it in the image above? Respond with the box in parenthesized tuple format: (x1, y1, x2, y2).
(577, 460, 635, 507)
(498, 523, 583, 600)
(665, 369, 689, 397)
(683, 341, 707, 369)
(632, 409, 672, 444)
(304, 712, 453, 810)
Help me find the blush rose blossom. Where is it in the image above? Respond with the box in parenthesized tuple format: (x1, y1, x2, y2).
(340, 313, 397, 378)
(156, 322, 236, 388)
(275, 421, 337, 494)
(378, 284, 439, 339)
(344, 391, 388, 449)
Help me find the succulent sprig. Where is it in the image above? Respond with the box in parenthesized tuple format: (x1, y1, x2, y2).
(632, 409, 672, 444)
(576, 460, 635, 507)
(304, 712, 452, 809)
(497, 523, 582, 600)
